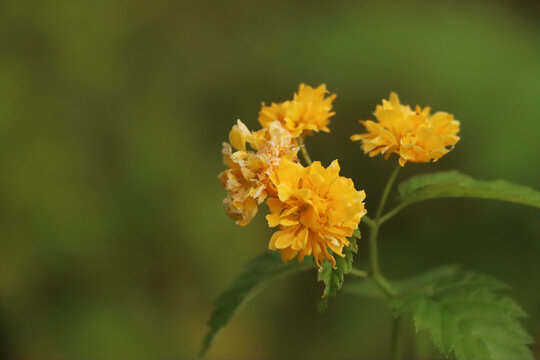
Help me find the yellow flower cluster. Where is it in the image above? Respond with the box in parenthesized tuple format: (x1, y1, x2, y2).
(259, 84, 337, 137)
(351, 92, 460, 166)
(220, 84, 367, 266)
(220, 86, 462, 273)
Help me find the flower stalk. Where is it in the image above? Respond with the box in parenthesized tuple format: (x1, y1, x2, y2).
(391, 315, 402, 360)
(297, 136, 313, 166)
(375, 165, 401, 221)
(350, 268, 368, 278)
(366, 165, 401, 298)
(367, 165, 402, 358)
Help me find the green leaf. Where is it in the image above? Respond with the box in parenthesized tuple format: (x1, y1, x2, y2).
(317, 236, 358, 312)
(393, 271, 533, 360)
(199, 251, 313, 358)
(398, 171, 540, 209)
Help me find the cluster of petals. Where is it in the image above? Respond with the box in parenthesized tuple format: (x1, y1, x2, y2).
(258, 84, 337, 137)
(266, 159, 366, 267)
(351, 92, 460, 166)
(219, 120, 298, 226)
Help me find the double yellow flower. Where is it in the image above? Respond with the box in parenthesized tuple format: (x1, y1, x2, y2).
(351, 92, 460, 166)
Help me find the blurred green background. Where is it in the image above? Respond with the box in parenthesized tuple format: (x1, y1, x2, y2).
(0, 0, 539, 358)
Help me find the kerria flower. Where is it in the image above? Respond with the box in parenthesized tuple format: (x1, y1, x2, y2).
(351, 92, 460, 166)
(258, 84, 337, 137)
(219, 120, 299, 226)
(266, 159, 366, 267)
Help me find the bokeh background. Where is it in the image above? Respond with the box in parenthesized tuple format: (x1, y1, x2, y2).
(0, 0, 539, 358)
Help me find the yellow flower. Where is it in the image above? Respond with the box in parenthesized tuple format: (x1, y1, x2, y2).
(351, 92, 460, 166)
(258, 84, 337, 137)
(219, 120, 298, 226)
(266, 159, 366, 267)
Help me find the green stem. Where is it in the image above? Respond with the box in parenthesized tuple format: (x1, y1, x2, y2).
(368, 225, 396, 297)
(297, 136, 312, 166)
(378, 202, 408, 226)
(391, 315, 401, 360)
(362, 215, 376, 229)
(367, 165, 401, 298)
(350, 268, 368, 278)
(375, 165, 401, 221)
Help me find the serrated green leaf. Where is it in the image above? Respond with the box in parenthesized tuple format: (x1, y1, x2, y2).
(317, 236, 358, 311)
(398, 171, 540, 210)
(199, 251, 313, 358)
(393, 270, 533, 360)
